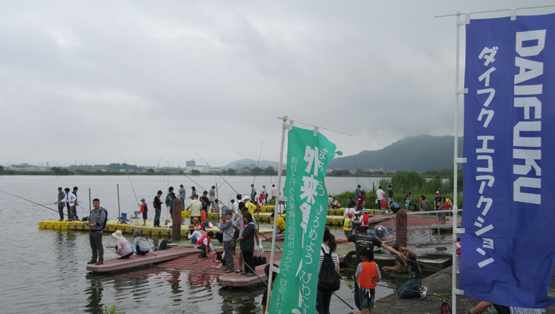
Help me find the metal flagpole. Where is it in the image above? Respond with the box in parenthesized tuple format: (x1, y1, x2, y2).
(266, 116, 351, 314)
(452, 11, 468, 314)
(266, 115, 290, 314)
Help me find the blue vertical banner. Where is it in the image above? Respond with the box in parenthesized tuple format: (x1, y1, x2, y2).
(462, 13, 555, 308)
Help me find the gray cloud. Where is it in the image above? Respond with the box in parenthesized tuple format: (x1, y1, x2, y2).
(1, 0, 553, 167)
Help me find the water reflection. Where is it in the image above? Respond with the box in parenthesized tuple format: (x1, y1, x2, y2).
(85, 274, 106, 314)
(219, 286, 264, 314)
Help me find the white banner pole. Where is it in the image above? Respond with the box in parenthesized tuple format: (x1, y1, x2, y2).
(266, 115, 291, 314)
(452, 11, 469, 314)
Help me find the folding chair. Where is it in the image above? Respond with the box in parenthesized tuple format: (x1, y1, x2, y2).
(117, 212, 129, 224)
(130, 211, 141, 224)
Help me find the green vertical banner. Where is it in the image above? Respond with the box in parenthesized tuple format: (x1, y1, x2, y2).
(269, 126, 338, 314)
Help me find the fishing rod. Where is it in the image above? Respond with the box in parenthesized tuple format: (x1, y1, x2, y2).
(240, 260, 268, 286)
(354, 162, 371, 191)
(186, 148, 240, 195)
(0, 189, 66, 216)
(333, 292, 354, 310)
(413, 260, 452, 275)
(182, 148, 282, 251)
(117, 143, 140, 206)
(160, 157, 207, 192)
(376, 283, 423, 294)
(252, 141, 264, 186)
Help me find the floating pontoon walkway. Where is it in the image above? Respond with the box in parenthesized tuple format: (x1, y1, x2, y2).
(87, 245, 198, 273)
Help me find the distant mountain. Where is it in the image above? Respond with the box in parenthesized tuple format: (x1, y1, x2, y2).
(328, 134, 463, 172)
(222, 159, 278, 170)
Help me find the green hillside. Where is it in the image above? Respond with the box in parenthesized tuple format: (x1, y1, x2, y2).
(328, 134, 463, 172)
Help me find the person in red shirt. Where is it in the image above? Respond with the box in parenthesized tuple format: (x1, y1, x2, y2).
(139, 198, 148, 226)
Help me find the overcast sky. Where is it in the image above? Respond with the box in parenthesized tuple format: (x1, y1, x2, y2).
(1, 1, 553, 168)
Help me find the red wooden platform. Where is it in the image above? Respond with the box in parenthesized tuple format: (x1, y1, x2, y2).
(159, 247, 284, 287)
(87, 246, 198, 273)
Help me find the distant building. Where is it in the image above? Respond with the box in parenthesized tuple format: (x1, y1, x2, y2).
(10, 163, 46, 171)
(186, 165, 215, 173)
(186, 160, 196, 167)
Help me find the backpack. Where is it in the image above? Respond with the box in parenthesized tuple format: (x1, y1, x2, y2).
(318, 247, 341, 292)
(100, 208, 108, 230)
(440, 300, 452, 314)
(165, 196, 171, 206)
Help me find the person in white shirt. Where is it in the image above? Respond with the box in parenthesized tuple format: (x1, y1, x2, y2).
(271, 184, 278, 202)
(61, 187, 77, 221)
(187, 224, 204, 244)
(376, 186, 385, 209)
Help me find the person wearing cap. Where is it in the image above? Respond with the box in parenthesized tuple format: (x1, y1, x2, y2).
(139, 198, 148, 226)
(270, 212, 286, 234)
(250, 184, 256, 202)
(434, 191, 443, 222)
(55, 187, 66, 221)
(343, 212, 354, 236)
(61, 187, 77, 221)
(86, 198, 107, 265)
(336, 225, 405, 311)
(373, 225, 389, 241)
(220, 210, 235, 273)
(133, 230, 151, 255)
(187, 222, 204, 244)
(107, 230, 133, 259)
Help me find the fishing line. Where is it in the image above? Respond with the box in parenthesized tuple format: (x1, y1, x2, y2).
(413, 260, 452, 275)
(0, 189, 66, 216)
(180, 148, 282, 251)
(333, 292, 354, 310)
(252, 141, 264, 186)
(354, 162, 371, 191)
(185, 148, 240, 195)
(116, 143, 140, 206)
(160, 157, 207, 192)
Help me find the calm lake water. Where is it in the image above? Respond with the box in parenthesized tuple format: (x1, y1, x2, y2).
(0, 175, 441, 314)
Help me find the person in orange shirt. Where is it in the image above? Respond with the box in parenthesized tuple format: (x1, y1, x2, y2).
(355, 246, 381, 314)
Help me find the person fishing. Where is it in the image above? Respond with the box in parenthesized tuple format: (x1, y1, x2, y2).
(232, 208, 258, 274)
(153, 190, 162, 228)
(55, 187, 65, 221)
(220, 210, 235, 273)
(71, 186, 79, 220)
(381, 242, 428, 299)
(187, 223, 203, 244)
(236, 211, 257, 277)
(107, 230, 133, 259)
(133, 230, 151, 255)
(139, 198, 148, 226)
(61, 187, 77, 221)
(86, 198, 107, 265)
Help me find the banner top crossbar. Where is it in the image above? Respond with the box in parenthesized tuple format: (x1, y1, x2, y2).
(277, 116, 352, 136)
(435, 4, 555, 18)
